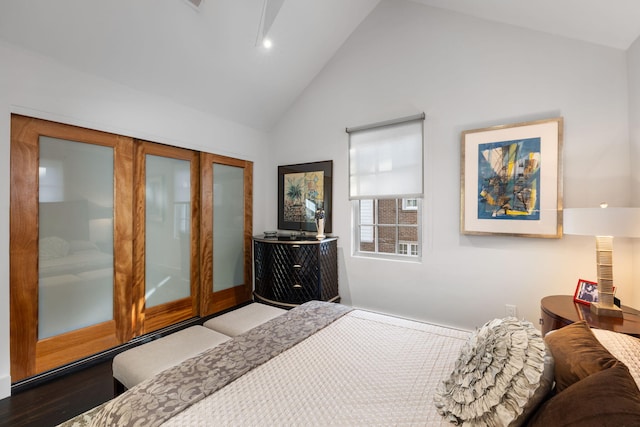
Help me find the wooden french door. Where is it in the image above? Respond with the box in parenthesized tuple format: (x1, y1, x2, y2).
(132, 141, 200, 335)
(10, 115, 134, 381)
(199, 153, 253, 316)
(10, 115, 253, 382)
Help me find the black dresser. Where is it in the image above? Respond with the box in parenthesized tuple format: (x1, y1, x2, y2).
(253, 236, 339, 308)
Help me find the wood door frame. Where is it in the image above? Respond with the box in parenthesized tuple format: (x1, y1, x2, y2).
(132, 140, 200, 335)
(199, 153, 253, 316)
(10, 114, 134, 381)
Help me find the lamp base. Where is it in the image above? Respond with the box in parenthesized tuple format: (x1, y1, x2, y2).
(590, 302, 623, 318)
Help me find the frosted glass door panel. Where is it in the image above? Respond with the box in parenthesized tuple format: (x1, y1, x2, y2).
(212, 164, 245, 292)
(38, 137, 114, 339)
(145, 155, 191, 307)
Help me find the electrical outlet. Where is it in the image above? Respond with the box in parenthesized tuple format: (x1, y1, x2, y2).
(505, 304, 517, 318)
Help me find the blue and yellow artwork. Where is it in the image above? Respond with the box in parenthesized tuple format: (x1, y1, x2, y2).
(477, 137, 541, 220)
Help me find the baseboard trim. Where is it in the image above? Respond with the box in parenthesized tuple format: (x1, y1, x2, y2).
(0, 374, 11, 400)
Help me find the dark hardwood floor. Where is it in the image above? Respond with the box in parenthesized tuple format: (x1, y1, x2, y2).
(0, 311, 237, 426)
(0, 360, 114, 427)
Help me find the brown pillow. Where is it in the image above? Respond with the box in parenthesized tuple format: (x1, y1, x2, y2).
(544, 321, 618, 392)
(526, 362, 640, 426)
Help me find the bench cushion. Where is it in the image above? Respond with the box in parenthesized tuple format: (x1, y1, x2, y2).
(203, 303, 286, 337)
(113, 325, 230, 389)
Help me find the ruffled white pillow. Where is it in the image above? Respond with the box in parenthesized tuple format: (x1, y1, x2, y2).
(434, 317, 553, 427)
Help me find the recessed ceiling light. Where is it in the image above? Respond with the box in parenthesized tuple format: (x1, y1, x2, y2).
(262, 38, 273, 49)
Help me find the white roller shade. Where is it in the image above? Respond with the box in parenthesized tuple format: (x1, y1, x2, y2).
(348, 117, 424, 200)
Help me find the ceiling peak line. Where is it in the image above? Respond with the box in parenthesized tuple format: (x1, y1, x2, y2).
(255, 0, 285, 49)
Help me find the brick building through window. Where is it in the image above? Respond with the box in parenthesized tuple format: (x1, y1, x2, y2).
(358, 198, 419, 256)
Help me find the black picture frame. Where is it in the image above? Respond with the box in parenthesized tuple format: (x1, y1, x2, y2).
(278, 160, 332, 233)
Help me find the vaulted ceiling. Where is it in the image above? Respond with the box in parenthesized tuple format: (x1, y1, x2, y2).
(1, 0, 639, 131)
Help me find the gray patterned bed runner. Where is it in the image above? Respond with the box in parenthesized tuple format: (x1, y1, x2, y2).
(61, 301, 352, 427)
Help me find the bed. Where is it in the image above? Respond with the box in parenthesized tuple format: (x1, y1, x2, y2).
(60, 301, 640, 426)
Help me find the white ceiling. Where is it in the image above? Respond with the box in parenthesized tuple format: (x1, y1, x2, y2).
(0, 0, 381, 131)
(1, 0, 640, 131)
(412, 0, 640, 51)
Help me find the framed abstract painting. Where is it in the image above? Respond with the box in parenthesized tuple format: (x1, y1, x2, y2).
(460, 117, 563, 238)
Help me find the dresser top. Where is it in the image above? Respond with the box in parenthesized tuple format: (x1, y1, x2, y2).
(253, 235, 338, 244)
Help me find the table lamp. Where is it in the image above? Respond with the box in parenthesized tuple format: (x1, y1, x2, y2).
(563, 205, 640, 318)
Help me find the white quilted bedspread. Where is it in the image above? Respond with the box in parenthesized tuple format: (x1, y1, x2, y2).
(592, 328, 640, 389)
(163, 310, 470, 426)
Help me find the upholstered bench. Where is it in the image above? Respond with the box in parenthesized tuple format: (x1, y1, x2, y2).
(203, 303, 286, 336)
(112, 325, 230, 394)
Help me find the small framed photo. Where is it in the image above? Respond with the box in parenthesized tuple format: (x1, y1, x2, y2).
(574, 279, 599, 306)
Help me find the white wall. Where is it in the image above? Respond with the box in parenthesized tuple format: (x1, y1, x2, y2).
(628, 35, 640, 309)
(0, 41, 271, 399)
(270, 1, 633, 329)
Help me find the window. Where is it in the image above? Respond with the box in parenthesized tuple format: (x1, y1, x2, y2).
(402, 198, 418, 211)
(359, 199, 374, 243)
(355, 198, 421, 257)
(399, 242, 418, 256)
(348, 114, 424, 260)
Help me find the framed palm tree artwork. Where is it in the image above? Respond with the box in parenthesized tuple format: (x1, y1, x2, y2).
(278, 160, 332, 233)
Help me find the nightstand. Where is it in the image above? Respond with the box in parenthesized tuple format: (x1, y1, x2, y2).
(540, 295, 640, 338)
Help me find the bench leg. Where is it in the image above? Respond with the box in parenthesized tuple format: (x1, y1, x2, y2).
(113, 378, 127, 397)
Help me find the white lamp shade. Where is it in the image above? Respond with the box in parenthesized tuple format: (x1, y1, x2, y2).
(563, 207, 640, 237)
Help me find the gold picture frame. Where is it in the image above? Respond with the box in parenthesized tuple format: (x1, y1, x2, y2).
(460, 117, 563, 238)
